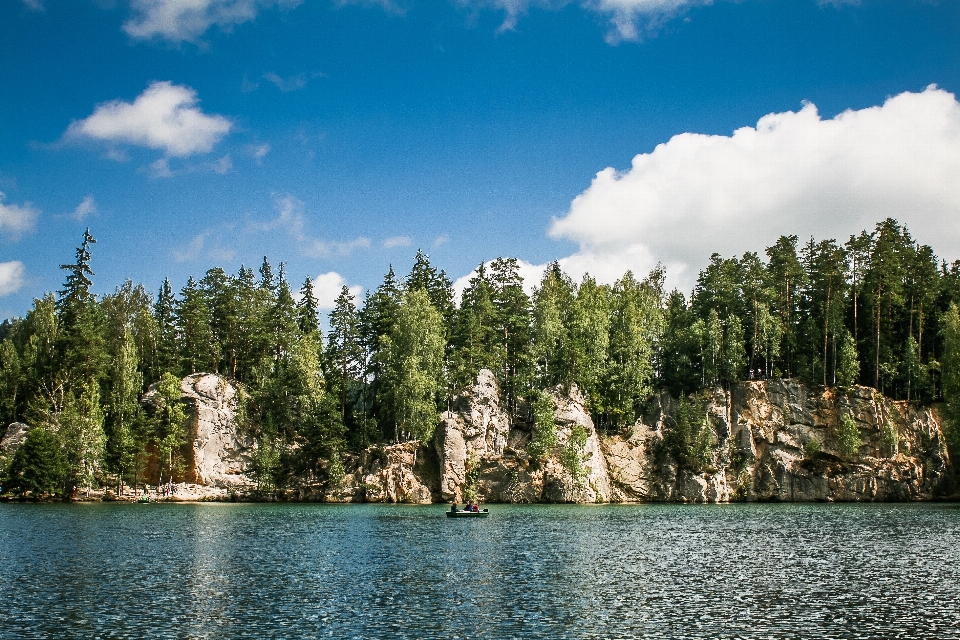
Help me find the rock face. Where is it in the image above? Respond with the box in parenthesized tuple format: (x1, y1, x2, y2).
(143, 373, 254, 488)
(603, 380, 952, 503)
(434, 369, 511, 502)
(139, 371, 952, 503)
(0, 422, 30, 456)
(429, 370, 612, 503)
(328, 442, 437, 504)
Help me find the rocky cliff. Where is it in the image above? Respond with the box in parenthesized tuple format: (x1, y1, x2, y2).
(603, 380, 952, 503)
(7, 369, 948, 503)
(345, 372, 952, 504)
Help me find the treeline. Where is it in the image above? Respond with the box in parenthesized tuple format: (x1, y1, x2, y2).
(4, 218, 960, 494)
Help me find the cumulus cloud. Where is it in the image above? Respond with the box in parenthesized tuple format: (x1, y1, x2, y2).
(461, 0, 704, 41)
(0, 192, 39, 240)
(124, 0, 303, 43)
(255, 194, 371, 258)
(0, 262, 26, 297)
(383, 235, 413, 248)
(548, 86, 960, 294)
(67, 81, 232, 158)
(313, 271, 363, 311)
(72, 195, 98, 221)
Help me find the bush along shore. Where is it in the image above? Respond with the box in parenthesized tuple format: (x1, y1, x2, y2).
(2, 218, 960, 502)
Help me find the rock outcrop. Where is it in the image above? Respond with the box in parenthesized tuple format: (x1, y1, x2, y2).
(0, 422, 30, 456)
(327, 442, 437, 504)
(143, 373, 254, 488)
(427, 371, 612, 504)
(434, 369, 511, 502)
(130, 371, 953, 503)
(603, 380, 952, 503)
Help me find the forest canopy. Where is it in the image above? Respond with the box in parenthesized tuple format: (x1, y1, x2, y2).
(3, 217, 960, 493)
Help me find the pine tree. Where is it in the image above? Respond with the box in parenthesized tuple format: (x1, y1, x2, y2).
(567, 275, 611, 413)
(154, 278, 179, 378)
(56, 229, 107, 384)
(297, 277, 321, 336)
(176, 277, 216, 374)
(326, 285, 363, 427)
(530, 262, 574, 387)
(378, 289, 445, 443)
(489, 257, 532, 413)
(766, 235, 807, 377)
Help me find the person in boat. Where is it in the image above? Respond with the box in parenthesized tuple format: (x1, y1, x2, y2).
(450, 502, 458, 513)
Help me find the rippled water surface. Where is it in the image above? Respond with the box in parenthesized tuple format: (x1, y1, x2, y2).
(2, 502, 960, 638)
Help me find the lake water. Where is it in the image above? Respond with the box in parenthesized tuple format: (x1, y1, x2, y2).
(2, 502, 960, 639)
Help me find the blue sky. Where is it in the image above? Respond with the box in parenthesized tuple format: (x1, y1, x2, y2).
(2, 0, 960, 318)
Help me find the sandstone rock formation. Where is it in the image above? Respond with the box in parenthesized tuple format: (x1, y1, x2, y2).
(139, 371, 953, 503)
(0, 422, 30, 456)
(143, 373, 254, 488)
(603, 380, 952, 503)
(328, 442, 436, 504)
(426, 370, 613, 503)
(434, 368, 511, 502)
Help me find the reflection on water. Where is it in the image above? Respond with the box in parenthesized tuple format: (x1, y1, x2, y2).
(2, 502, 960, 638)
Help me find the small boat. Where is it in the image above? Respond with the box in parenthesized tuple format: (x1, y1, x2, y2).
(446, 508, 489, 518)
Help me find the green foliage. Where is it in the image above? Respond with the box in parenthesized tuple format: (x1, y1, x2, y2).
(662, 393, 715, 470)
(836, 412, 863, 458)
(463, 450, 480, 503)
(803, 438, 821, 459)
(940, 303, 960, 457)
(326, 449, 346, 489)
(152, 372, 188, 483)
(4, 427, 67, 496)
(379, 288, 445, 443)
(252, 434, 283, 493)
(59, 379, 106, 489)
(560, 424, 588, 484)
(835, 328, 860, 389)
(526, 391, 558, 460)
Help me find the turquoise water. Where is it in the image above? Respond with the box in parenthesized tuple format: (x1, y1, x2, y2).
(2, 502, 960, 639)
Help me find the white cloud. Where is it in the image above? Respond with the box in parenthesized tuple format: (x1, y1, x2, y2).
(461, 0, 704, 41)
(383, 235, 413, 248)
(549, 86, 960, 294)
(72, 195, 98, 221)
(68, 81, 232, 158)
(210, 154, 233, 174)
(124, 0, 303, 43)
(433, 234, 450, 247)
(313, 271, 363, 311)
(172, 231, 236, 263)
(22, 0, 44, 11)
(249, 143, 270, 163)
(0, 261, 26, 297)
(0, 192, 39, 240)
(263, 72, 307, 92)
(255, 194, 371, 258)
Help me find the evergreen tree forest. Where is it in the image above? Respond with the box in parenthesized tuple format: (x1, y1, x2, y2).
(4, 218, 960, 494)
